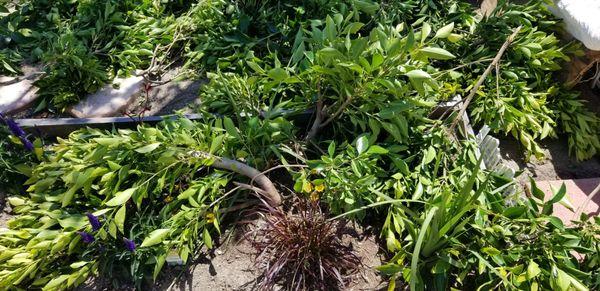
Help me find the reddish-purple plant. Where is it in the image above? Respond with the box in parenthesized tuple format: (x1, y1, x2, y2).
(249, 200, 360, 290)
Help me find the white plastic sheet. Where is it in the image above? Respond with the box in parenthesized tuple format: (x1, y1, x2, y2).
(551, 0, 600, 50)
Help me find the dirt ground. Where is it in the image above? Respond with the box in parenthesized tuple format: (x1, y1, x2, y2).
(74, 221, 385, 291)
(499, 136, 600, 182)
(124, 69, 203, 117)
(152, 223, 385, 291)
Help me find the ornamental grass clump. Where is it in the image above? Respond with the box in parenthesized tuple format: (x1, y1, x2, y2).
(249, 200, 361, 291)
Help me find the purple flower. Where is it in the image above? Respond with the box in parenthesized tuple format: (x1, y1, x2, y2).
(77, 231, 95, 243)
(123, 238, 136, 252)
(86, 213, 101, 231)
(5, 119, 25, 137)
(19, 136, 34, 152)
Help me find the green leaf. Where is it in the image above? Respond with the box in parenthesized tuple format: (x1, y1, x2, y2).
(529, 178, 546, 200)
(547, 216, 564, 229)
(543, 183, 566, 215)
(141, 229, 170, 247)
(268, 68, 289, 82)
(503, 206, 526, 218)
(209, 135, 225, 154)
(405, 69, 431, 80)
(482, 247, 501, 256)
(448, 33, 463, 43)
(58, 215, 87, 229)
(377, 263, 403, 275)
(367, 145, 388, 154)
(153, 254, 166, 280)
(115, 205, 126, 233)
(356, 135, 369, 154)
(353, 0, 379, 15)
(342, 22, 364, 34)
(548, 183, 567, 205)
(70, 261, 88, 269)
(105, 187, 137, 207)
(2, 60, 17, 74)
(62, 187, 77, 207)
(223, 117, 240, 139)
(421, 22, 431, 44)
(328, 141, 336, 157)
(44, 275, 70, 290)
(411, 207, 437, 290)
(246, 61, 265, 74)
(420, 47, 456, 60)
(203, 228, 213, 249)
(135, 143, 161, 154)
(318, 47, 342, 58)
(423, 146, 436, 164)
(108, 221, 117, 238)
(405, 29, 415, 51)
(527, 260, 541, 280)
(325, 15, 336, 41)
(435, 23, 454, 38)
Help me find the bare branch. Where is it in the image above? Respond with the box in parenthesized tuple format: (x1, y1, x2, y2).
(448, 26, 522, 132)
(320, 95, 352, 128)
(305, 99, 324, 141)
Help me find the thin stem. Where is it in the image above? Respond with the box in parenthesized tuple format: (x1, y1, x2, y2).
(320, 95, 352, 128)
(431, 58, 495, 77)
(448, 26, 522, 132)
(208, 185, 243, 208)
(328, 199, 428, 221)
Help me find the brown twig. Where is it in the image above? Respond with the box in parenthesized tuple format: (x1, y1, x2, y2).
(448, 25, 522, 132)
(320, 95, 352, 128)
(304, 94, 353, 141)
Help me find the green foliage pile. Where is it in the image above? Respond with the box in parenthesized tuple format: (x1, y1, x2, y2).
(2, 0, 598, 159)
(1, 0, 599, 290)
(0, 116, 296, 289)
(296, 136, 600, 289)
(1, 0, 229, 109)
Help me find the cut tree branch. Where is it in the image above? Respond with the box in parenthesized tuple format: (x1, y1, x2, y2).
(320, 95, 352, 128)
(448, 26, 522, 132)
(305, 99, 324, 141)
(304, 95, 353, 141)
(190, 151, 282, 206)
